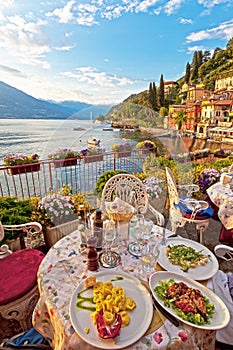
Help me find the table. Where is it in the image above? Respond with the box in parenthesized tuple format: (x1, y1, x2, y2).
(33, 227, 216, 350)
(207, 182, 233, 230)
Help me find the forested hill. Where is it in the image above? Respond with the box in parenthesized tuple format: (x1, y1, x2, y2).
(104, 37, 233, 127)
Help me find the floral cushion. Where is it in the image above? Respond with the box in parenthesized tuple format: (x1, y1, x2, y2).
(175, 196, 213, 219)
(0, 248, 44, 305)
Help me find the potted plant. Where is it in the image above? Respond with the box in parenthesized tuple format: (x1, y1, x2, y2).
(48, 148, 81, 168)
(38, 192, 79, 247)
(80, 147, 105, 163)
(136, 140, 156, 155)
(4, 153, 40, 175)
(197, 168, 220, 194)
(111, 142, 133, 158)
(213, 149, 232, 158)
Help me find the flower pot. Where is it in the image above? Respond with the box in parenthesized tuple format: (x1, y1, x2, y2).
(114, 151, 132, 159)
(214, 154, 228, 158)
(137, 149, 150, 156)
(44, 219, 80, 247)
(82, 155, 104, 164)
(52, 158, 77, 168)
(7, 163, 41, 175)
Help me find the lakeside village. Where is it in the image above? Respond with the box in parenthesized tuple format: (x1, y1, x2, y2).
(111, 72, 233, 147)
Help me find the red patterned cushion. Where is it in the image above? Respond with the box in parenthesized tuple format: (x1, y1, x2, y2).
(0, 248, 44, 305)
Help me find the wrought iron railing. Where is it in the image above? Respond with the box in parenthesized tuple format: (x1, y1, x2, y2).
(0, 150, 148, 198)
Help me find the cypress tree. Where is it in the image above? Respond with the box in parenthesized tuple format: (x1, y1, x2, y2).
(152, 82, 158, 111)
(191, 51, 198, 82)
(185, 62, 190, 83)
(148, 82, 153, 108)
(158, 74, 164, 108)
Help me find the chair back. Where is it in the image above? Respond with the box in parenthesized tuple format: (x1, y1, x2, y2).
(101, 173, 149, 214)
(165, 167, 180, 207)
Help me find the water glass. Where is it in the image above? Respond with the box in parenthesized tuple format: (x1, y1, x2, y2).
(141, 243, 160, 274)
(141, 219, 154, 240)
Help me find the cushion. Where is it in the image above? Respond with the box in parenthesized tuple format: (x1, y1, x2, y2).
(0, 248, 44, 305)
(219, 226, 233, 246)
(175, 196, 213, 220)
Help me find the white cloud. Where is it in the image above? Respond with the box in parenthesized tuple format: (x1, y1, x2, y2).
(0, 15, 51, 67)
(180, 17, 193, 24)
(198, 0, 231, 9)
(61, 66, 135, 87)
(186, 19, 233, 42)
(76, 3, 99, 26)
(46, 0, 75, 23)
(135, 0, 159, 13)
(164, 0, 185, 15)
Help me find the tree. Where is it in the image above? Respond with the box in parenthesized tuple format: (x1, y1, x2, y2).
(185, 62, 190, 83)
(191, 51, 198, 82)
(197, 50, 203, 67)
(158, 74, 164, 108)
(174, 110, 186, 130)
(159, 106, 168, 117)
(152, 82, 158, 111)
(203, 50, 211, 62)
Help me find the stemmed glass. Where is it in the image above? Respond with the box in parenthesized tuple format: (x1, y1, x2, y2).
(128, 212, 145, 257)
(141, 241, 160, 277)
(99, 221, 121, 268)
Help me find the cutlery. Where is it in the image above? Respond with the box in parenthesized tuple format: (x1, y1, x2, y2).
(140, 279, 180, 327)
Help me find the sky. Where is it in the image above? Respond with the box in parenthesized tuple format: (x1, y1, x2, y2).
(0, 1, 233, 106)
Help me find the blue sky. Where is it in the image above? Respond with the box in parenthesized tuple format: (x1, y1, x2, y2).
(0, 0, 233, 105)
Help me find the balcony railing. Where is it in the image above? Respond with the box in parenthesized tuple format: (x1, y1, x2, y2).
(0, 150, 148, 199)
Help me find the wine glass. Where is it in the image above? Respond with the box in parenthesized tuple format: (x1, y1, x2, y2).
(99, 222, 121, 268)
(141, 242, 160, 275)
(128, 213, 145, 257)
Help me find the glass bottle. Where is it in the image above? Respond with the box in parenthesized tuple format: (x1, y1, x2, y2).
(87, 236, 98, 271)
(93, 208, 103, 250)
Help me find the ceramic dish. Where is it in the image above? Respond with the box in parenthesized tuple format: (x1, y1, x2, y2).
(70, 271, 153, 349)
(157, 237, 219, 280)
(149, 271, 230, 330)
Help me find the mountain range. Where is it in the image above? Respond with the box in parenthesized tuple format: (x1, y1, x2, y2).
(0, 81, 112, 120)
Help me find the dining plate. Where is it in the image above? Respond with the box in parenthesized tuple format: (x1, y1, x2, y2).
(157, 237, 219, 280)
(149, 271, 230, 330)
(69, 271, 153, 349)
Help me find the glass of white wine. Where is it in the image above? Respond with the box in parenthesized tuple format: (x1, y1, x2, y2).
(99, 221, 121, 268)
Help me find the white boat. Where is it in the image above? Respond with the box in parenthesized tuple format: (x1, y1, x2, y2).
(88, 138, 100, 146)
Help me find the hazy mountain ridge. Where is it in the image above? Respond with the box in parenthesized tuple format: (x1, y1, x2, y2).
(0, 81, 112, 120)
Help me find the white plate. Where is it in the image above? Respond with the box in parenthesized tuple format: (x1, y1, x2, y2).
(70, 271, 153, 349)
(158, 237, 219, 280)
(149, 271, 230, 330)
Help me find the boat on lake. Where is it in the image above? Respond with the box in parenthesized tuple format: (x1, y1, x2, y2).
(73, 127, 85, 131)
(88, 138, 100, 146)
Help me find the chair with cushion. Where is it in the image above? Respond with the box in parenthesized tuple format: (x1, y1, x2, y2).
(0, 222, 45, 331)
(101, 173, 164, 226)
(165, 167, 213, 244)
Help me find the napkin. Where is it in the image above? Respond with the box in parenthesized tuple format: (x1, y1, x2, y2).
(105, 197, 136, 215)
(212, 270, 233, 345)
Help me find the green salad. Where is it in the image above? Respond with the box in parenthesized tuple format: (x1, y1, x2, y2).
(154, 279, 215, 325)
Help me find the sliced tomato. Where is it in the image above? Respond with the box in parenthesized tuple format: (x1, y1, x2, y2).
(96, 309, 122, 339)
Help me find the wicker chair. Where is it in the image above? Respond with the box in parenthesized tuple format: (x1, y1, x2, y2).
(101, 173, 164, 226)
(165, 167, 213, 245)
(0, 222, 44, 331)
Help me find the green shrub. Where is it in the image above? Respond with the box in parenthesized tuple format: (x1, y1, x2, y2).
(95, 170, 128, 197)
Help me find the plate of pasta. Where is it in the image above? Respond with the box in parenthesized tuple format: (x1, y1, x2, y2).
(69, 271, 153, 349)
(158, 237, 219, 280)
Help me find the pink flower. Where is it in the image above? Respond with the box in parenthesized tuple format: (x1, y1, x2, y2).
(178, 330, 188, 342)
(153, 331, 163, 344)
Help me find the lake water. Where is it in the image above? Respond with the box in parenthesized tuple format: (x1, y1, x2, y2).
(0, 118, 215, 163)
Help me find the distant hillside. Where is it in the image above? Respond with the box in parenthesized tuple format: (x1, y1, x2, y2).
(106, 37, 233, 126)
(0, 81, 112, 119)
